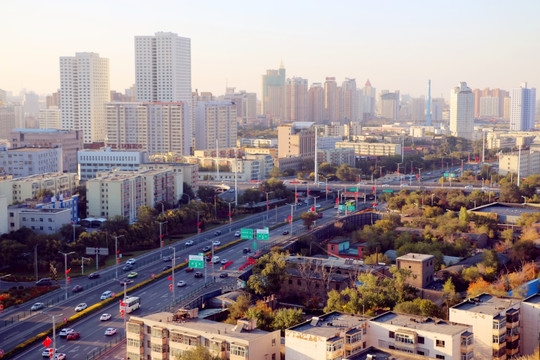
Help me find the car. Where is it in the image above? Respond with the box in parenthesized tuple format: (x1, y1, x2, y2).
(104, 327, 117, 336)
(228, 189, 235, 193)
(100, 291, 112, 300)
(59, 328, 74, 337)
(194, 272, 203, 278)
(464, 185, 473, 189)
(481, 186, 489, 190)
(162, 265, 172, 271)
(242, 248, 251, 254)
(318, 182, 325, 186)
(212, 240, 221, 246)
(75, 303, 88, 312)
(87, 272, 100, 279)
(100, 313, 112, 321)
(54, 354, 67, 360)
(202, 246, 211, 252)
(214, 230, 222, 236)
(251, 185, 258, 189)
(31, 302, 45, 311)
(234, 231, 241, 237)
(162, 256, 172, 262)
(185, 267, 194, 273)
(359, 182, 367, 185)
(66, 331, 80, 340)
(127, 271, 138, 278)
(41, 349, 58, 357)
(36, 278, 53, 286)
(219, 273, 229, 278)
(315, 204, 321, 208)
(72, 285, 83, 293)
(177, 281, 186, 287)
(220, 258, 228, 264)
(212, 256, 221, 263)
(426, 172, 432, 175)
(119, 278, 133, 286)
(122, 264, 134, 271)
(400, 183, 407, 187)
(282, 230, 289, 235)
(185, 240, 194, 246)
(126, 258, 136, 265)
(382, 184, 390, 187)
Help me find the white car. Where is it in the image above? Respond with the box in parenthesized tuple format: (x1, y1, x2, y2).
(126, 258, 136, 265)
(59, 328, 74, 337)
(234, 231, 241, 237)
(55, 354, 67, 360)
(75, 303, 88, 312)
(41, 349, 58, 357)
(31, 302, 45, 311)
(212, 240, 221, 246)
(100, 290, 112, 300)
(220, 258, 229, 264)
(105, 327, 117, 336)
(400, 183, 407, 187)
(185, 240, 194, 246)
(100, 313, 112, 321)
(464, 185, 473, 189)
(177, 281, 186, 287)
(382, 184, 390, 187)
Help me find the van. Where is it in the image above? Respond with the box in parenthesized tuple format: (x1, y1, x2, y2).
(36, 278, 52, 286)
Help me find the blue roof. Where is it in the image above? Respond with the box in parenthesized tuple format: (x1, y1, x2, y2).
(508, 278, 540, 298)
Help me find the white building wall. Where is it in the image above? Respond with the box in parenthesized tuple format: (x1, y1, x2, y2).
(0, 195, 7, 234)
(520, 298, 540, 355)
(510, 84, 536, 131)
(285, 333, 328, 360)
(450, 82, 475, 140)
(449, 308, 493, 360)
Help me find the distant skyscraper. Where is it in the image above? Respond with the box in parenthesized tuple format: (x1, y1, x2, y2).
(220, 88, 257, 126)
(362, 80, 376, 121)
(324, 77, 338, 122)
(135, 32, 192, 154)
(411, 97, 426, 124)
(261, 62, 286, 122)
(286, 77, 308, 122)
(23, 92, 40, 117)
(39, 107, 61, 129)
(194, 101, 237, 151)
(450, 82, 474, 140)
(378, 90, 400, 121)
(342, 78, 358, 121)
(510, 83, 536, 131)
(308, 83, 324, 123)
(60, 52, 110, 144)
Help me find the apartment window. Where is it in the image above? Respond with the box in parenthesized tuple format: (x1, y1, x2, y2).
(9, 212, 13, 217)
(230, 344, 248, 357)
(326, 340, 343, 352)
(493, 334, 506, 344)
(461, 336, 473, 346)
(272, 338, 276, 347)
(396, 334, 414, 344)
(297, 279, 301, 286)
(461, 351, 474, 360)
(418, 336, 425, 344)
(436, 355, 445, 360)
(389, 331, 395, 338)
(493, 318, 506, 329)
(436, 340, 445, 348)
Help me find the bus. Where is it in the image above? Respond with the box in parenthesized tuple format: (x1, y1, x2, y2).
(120, 296, 141, 314)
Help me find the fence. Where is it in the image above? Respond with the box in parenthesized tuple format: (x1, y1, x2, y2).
(86, 334, 126, 360)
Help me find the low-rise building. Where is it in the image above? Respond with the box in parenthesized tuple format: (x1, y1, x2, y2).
(8, 207, 72, 235)
(0, 172, 79, 205)
(335, 141, 401, 156)
(77, 147, 149, 181)
(498, 149, 540, 178)
(318, 148, 355, 167)
(368, 312, 474, 360)
(140, 162, 198, 191)
(449, 294, 522, 360)
(127, 308, 280, 360)
(286, 311, 368, 360)
(0, 147, 62, 177)
(396, 253, 435, 288)
(188, 155, 273, 181)
(520, 293, 540, 356)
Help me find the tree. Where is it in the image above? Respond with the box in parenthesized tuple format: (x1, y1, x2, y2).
(35, 188, 53, 200)
(177, 345, 221, 360)
(442, 278, 460, 307)
(319, 162, 337, 177)
(499, 183, 521, 203)
(197, 186, 217, 203)
(363, 253, 391, 265)
(246, 251, 289, 296)
(272, 308, 304, 335)
(74, 185, 87, 219)
(239, 189, 262, 205)
(458, 207, 469, 223)
(394, 298, 445, 318)
(481, 250, 499, 272)
(269, 167, 282, 178)
(336, 164, 360, 181)
(245, 301, 274, 331)
(461, 267, 481, 283)
(300, 211, 318, 230)
(225, 294, 251, 324)
(466, 278, 491, 297)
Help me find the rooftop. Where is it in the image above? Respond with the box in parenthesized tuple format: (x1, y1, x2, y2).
(396, 253, 434, 262)
(12, 128, 74, 134)
(451, 294, 521, 315)
(0, 172, 73, 182)
(371, 312, 470, 336)
(286, 256, 386, 272)
(288, 311, 367, 338)
(6, 147, 58, 152)
(524, 293, 540, 305)
(473, 202, 540, 218)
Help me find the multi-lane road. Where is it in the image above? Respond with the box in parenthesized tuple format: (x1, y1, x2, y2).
(2, 199, 340, 359)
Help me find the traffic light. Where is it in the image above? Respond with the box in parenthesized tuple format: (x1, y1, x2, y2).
(120, 309, 124, 318)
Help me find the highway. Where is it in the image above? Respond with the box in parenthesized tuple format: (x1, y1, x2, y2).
(2, 199, 340, 359)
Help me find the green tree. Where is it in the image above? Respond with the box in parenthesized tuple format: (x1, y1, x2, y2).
(272, 308, 304, 335)
(300, 211, 318, 230)
(245, 301, 275, 331)
(197, 186, 217, 203)
(461, 266, 481, 283)
(363, 253, 391, 265)
(336, 164, 360, 181)
(269, 167, 282, 178)
(442, 278, 461, 307)
(35, 188, 54, 200)
(481, 250, 499, 272)
(75, 185, 87, 218)
(499, 183, 521, 203)
(319, 162, 337, 177)
(177, 345, 221, 360)
(459, 207, 469, 223)
(394, 298, 445, 318)
(239, 189, 262, 205)
(225, 294, 251, 324)
(246, 251, 289, 296)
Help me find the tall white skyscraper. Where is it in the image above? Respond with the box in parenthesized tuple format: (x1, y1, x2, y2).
(60, 52, 110, 144)
(510, 83, 536, 131)
(450, 82, 474, 140)
(135, 32, 192, 154)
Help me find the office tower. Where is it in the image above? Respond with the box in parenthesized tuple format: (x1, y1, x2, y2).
(39, 107, 61, 129)
(285, 77, 308, 122)
(261, 62, 286, 122)
(450, 82, 475, 140)
(194, 101, 237, 150)
(473, 89, 481, 118)
(342, 78, 358, 121)
(378, 90, 400, 121)
(324, 77, 338, 122)
(510, 83, 536, 131)
(362, 80, 376, 121)
(411, 97, 426, 124)
(60, 52, 110, 144)
(220, 88, 257, 126)
(23, 92, 40, 117)
(105, 102, 187, 155)
(426, 80, 432, 126)
(308, 83, 324, 123)
(479, 96, 500, 118)
(135, 32, 192, 154)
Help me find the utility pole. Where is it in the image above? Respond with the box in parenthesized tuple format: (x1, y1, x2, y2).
(196, 211, 201, 244)
(289, 204, 294, 237)
(234, 148, 238, 206)
(314, 125, 318, 185)
(517, 145, 522, 187)
(114, 235, 125, 280)
(72, 222, 76, 243)
(43, 312, 62, 359)
(81, 257, 91, 275)
(34, 245, 38, 281)
(169, 247, 176, 305)
(58, 251, 74, 300)
(156, 221, 167, 259)
(418, 168, 422, 183)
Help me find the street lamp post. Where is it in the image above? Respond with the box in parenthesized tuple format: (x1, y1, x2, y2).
(58, 251, 75, 300)
(114, 235, 125, 280)
(71, 222, 76, 243)
(42, 312, 62, 358)
(81, 257, 91, 275)
(431, 193, 435, 206)
(289, 204, 294, 237)
(264, 191, 273, 227)
(156, 221, 167, 259)
(196, 211, 201, 244)
(417, 168, 423, 184)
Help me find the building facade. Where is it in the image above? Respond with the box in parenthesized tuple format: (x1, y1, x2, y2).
(77, 147, 149, 181)
(0, 147, 62, 178)
(335, 141, 401, 156)
(286, 77, 308, 122)
(39, 107, 61, 129)
(396, 253, 435, 288)
(261, 63, 286, 122)
(510, 83, 536, 131)
(317, 148, 355, 167)
(194, 101, 237, 151)
(308, 83, 325, 123)
(8, 207, 72, 235)
(60, 52, 110, 144)
(498, 149, 540, 178)
(450, 82, 475, 140)
(378, 91, 400, 121)
(0, 172, 78, 205)
(277, 122, 315, 159)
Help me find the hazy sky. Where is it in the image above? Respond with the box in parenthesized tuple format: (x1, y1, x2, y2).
(2, 0, 540, 99)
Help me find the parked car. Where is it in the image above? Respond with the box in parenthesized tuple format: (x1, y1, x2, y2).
(219, 273, 229, 278)
(234, 231, 241, 237)
(126, 258, 136, 265)
(100, 313, 112, 321)
(87, 272, 100, 279)
(54, 354, 67, 360)
(104, 327, 117, 336)
(214, 230, 222, 236)
(59, 328, 74, 337)
(72, 285, 83, 293)
(194, 272, 203, 278)
(185, 267, 194, 273)
(185, 240, 194, 246)
(177, 281, 186, 287)
(75, 303, 88, 312)
(100, 291, 112, 300)
(66, 331, 80, 340)
(31, 302, 45, 311)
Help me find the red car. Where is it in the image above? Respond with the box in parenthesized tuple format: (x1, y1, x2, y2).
(185, 267, 194, 273)
(66, 332, 80, 340)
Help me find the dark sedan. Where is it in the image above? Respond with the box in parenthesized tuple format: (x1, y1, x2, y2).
(72, 285, 83, 293)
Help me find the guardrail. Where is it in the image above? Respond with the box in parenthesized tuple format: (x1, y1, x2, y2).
(86, 334, 126, 360)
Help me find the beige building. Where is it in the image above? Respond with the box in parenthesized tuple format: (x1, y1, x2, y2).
(127, 308, 280, 360)
(38, 107, 61, 129)
(368, 312, 473, 360)
(317, 148, 355, 167)
(378, 91, 400, 121)
(194, 101, 237, 151)
(87, 168, 179, 222)
(0, 172, 78, 205)
(8, 207, 72, 235)
(285, 311, 368, 360)
(188, 154, 274, 181)
(286, 77, 308, 122)
(449, 294, 521, 360)
(498, 149, 540, 178)
(277, 122, 315, 159)
(520, 294, 540, 356)
(396, 253, 434, 288)
(335, 141, 401, 156)
(308, 82, 324, 123)
(140, 162, 198, 191)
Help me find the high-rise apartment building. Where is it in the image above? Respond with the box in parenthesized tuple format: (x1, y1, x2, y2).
(308, 83, 324, 123)
(324, 77, 338, 122)
(510, 83, 536, 131)
(39, 107, 61, 129)
(220, 88, 257, 126)
(286, 77, 308, 122)
(105, 102, 187, 156)
(362, 80, 376, 121)
(342, 78, 358, 122)
(378, 90, 400, 121)
(23, 92, 40, 117)
(411, 97, 426, 124)
(261, 62, 286, 122)
(194, 101, 237, 151)
(135, 32, 192, 154)
(60, 52, 110, 144)
(450, 82, 475, 140)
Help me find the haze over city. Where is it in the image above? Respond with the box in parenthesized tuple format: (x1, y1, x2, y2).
(3, 0, 540, 98)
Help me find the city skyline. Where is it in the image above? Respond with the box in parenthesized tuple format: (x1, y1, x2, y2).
(2, 0, 540, 99)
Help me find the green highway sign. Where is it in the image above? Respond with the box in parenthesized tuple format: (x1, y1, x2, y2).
(241, 228, 253, 240)
(253, 241, 257, 250)
(349, 187, 358, 192)
(338, 204, 346, 211)
(450, 173, 456, 178)
(382, 189, 394, 193)
(256, 228, 270, 240)
(443, 173, 449, 177)
(188, 255, 204, 269)
(347, 205, 355, 211)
